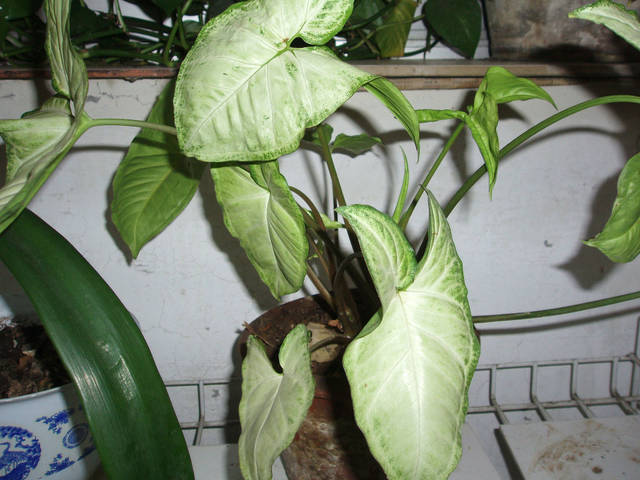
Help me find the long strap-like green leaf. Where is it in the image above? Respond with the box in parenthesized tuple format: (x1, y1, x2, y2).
(0, 210, 193, 479)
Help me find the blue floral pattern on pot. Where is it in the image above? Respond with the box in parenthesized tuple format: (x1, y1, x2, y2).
(1, 395, 98, 480)
(0, 426, 41, 480)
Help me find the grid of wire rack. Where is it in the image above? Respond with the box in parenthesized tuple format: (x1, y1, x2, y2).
(165, 346, 640, 447)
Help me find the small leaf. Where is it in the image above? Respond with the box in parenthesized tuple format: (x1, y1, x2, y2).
(374, 0, 418, 58)
(342, 192, 479, 480)
(239, 324, 315, 480)
(0, 97, 88, 234)
(174, 0, 373, 163)
(479, 66, 556, 107)
(337, 205, 416, 310)
(364, 76, 420, 153)
(211, 161, 308, 299)
(570, 0, 640, 50)
(303, 209, 344, 229)
(585, 152, 640, 262)
(45, 0, 88, 114)
(332, 133, 382, 155)
(111, 82, 204, 258)
(416, 108, 466, 123)
(423, 0, 481, 58)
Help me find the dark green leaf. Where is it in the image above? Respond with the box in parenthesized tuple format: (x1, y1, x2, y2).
(585, 152, 640, 262)
(332, 133, 381, 155)
(422, 0, 481, 58)
(0, 0, 43, 20)
(375, 0, 417, 58)
(151, 0, 182, 17)
(303, 123, 334, 148)
(111, 81, 204, 258)
(0, 210, 193, 479)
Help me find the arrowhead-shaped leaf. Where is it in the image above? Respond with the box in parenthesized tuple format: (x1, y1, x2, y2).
(210, 161, 308, 299)
(585, 152, 640, 262)
(478, 66, 555, 107)
(0, 97, 89, 234)
(375, 0, 417, 58)
(423, 0, 481, 58)
(111, 82, 205, 258)
(174, 0, 376, 163)
(467, 67, 554, 193)
(570, 0, 640, 50)
(239, 324, 315, 480)
(340, 193, 479, 480)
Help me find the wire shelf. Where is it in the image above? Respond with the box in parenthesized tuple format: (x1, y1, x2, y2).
(165, 348, 640, 447)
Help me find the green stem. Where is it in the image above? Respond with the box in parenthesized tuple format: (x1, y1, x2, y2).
(444, 95, 640, 216)
(474, 291, 640, 323)
(87, 118, 177, 136)
(400, 121, 464, 229)
(163, 0, 194, 66)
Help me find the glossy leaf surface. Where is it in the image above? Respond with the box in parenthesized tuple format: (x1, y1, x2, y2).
(570, 0, 640, 50)
(423, 0, 481, 58)
(111, 83, 204, 258)
(239, 324, 314, 480)
(0, 210, 193, 479)
(479, 66, 555, 107)
(174, 0, 376, 162)
(585, 152, 640, 262)
(211, 161, 308, 298)
(340, 193, 479, 480)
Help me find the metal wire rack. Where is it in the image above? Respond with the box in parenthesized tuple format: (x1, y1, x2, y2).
(164, 323, 640, 448)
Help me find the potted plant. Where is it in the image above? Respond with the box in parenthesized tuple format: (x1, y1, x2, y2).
(0, 0, 638, 479)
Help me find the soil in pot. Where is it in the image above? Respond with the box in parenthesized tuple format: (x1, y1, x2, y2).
(240, 295, 386, 480)
(0, 316, 70, 399)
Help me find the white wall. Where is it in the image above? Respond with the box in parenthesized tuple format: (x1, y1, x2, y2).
(1, 77, 639, 452)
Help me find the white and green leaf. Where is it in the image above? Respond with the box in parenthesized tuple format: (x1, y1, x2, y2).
(340, 193, 479, 480)
(570, 0, 640, 50)
(174, 0, 375, 163)
(239, 324, 315, 480)
(0, 97, 89, 234)
(211, 161, 308, 299)
(584, 152, 640, 262)
(111, 82, 205, 258)
(337, 205, 416, 309)
(45, 0, 88, 114)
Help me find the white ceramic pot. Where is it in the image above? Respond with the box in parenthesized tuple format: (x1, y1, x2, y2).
(0, 383, 100, 480)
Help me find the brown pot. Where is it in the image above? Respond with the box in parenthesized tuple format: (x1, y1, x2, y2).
(239, 295, 385, 480)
